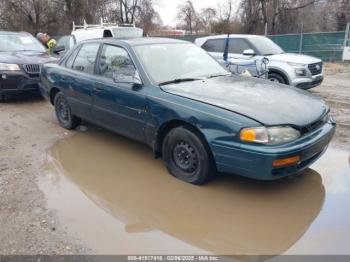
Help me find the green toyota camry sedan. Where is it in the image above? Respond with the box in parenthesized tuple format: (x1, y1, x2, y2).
(39, 37, 336, 185)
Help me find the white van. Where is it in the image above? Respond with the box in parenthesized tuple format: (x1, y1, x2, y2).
(55, 20, 143, 55)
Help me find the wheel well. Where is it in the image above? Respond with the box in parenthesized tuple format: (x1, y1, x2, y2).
(154, 120, 215, 166)
(268, 69, 289, 84)
(49, 87, 60, 105)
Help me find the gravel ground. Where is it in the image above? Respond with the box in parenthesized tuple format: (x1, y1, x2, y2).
(0, 93, 90, 255)
(0, 66, 349, 255)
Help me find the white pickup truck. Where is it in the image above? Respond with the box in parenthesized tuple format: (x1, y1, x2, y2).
(55, 20, 143, 56)
(195, 34, 324, 89)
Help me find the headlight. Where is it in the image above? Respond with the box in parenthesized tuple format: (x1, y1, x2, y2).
(295, 68, 307, 76)
(0, 63, 20, 71)
(286, 62, 306, 67)
(240, 126, 300, 145)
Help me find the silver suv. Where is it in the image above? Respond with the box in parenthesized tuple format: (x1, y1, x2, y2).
(195, 34, 323, 89)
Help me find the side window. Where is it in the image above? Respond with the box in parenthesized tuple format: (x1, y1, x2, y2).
(57, 36, 68, 49)
(72, 43, 100, 74)
(202, 39, 225, 53)
(65, 47, 80, 68)
(98, 45, 136, 80)
(229, 39, 251, 54)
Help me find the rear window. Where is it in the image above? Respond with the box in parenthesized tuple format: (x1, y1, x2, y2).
(72, 43, 100, 74)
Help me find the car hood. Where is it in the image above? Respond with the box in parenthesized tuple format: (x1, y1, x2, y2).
(269, 53, 321, 64)
(161, 75, 328, 127)
(0, 51, 57, 65)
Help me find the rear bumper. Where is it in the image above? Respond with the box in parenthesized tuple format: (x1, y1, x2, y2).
(0, 71, 40, 94)
(212, 119, 336, 180)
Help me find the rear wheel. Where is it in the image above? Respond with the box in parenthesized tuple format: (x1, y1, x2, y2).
(162, 126, 216, 185)
(268, 72, 286, 84)
(54, 92, 80, 129)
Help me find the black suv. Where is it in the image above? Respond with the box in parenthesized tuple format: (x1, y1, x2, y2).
(0, 31, 57, 101)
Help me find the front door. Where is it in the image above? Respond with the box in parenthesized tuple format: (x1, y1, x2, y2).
(92, 44, 147, 142)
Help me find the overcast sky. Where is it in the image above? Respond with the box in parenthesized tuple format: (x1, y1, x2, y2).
(154, 0, 237, 27)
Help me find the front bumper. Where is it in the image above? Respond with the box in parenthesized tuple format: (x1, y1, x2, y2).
(290, 69, 324, 89)
(212, 119, 336, 180)
(295, 75, 323, 89)
(0, 71, 40, 94)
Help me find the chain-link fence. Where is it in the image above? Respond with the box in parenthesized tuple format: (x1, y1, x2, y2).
(165, 31, 346, 62)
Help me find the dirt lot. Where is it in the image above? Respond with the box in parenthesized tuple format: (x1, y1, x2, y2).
(0, 94, 88, 254)
(313, 63, 350, 150)
(0, 66, 349, 255)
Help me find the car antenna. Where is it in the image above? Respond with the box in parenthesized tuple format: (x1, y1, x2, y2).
(223, 33, 230, 64)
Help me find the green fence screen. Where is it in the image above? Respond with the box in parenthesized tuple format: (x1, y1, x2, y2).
(165, 31, 346, 61)
(270, 32, 345, 61)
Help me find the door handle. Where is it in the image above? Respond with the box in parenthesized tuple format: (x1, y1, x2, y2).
(93, 85, 103, 92)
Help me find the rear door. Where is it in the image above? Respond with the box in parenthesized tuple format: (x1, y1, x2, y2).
(63, 43, 101, 121)
(92, 44, 147, 142)
(202, 38, 254, 63)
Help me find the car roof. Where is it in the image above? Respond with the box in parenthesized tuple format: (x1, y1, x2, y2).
(194, 34, 265, 46)
(81, 37, 190, 47)
(197, 34, 263, 40)
(73, 26, 143, 31)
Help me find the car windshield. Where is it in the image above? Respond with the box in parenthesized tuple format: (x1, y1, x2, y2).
(248, 37, 284, 56)
(135, 43, 229, 84)
(113, 28, 143, 38)
(0, 34, 46, 52)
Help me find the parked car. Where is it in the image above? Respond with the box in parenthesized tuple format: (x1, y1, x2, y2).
(40, 38, 336, 185)
(54, 20, 143, 56)
(0, 31, 57, 101)
(195, 34, 324, 89)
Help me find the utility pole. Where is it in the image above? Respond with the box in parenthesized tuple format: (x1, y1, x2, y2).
(299, 9, 304, 54)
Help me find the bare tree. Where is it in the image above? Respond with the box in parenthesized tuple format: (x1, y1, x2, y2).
(136, 0, 161, 35)
(177, 0, 197, 34)
(239, 0, 320, 34)
(218, 0, 234, 23)
(200, 7, 216, 33)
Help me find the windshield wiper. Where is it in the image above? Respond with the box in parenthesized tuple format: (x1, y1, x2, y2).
(159, 77, 203, 86)
(207, 73, 231, 79)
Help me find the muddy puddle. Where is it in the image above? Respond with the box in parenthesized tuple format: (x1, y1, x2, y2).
(39, 129, 350, 255)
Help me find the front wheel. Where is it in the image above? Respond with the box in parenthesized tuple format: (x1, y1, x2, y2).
(268, 72, 286, 84)
(162, 126, 216, 185)
(54, 92, 80, 129)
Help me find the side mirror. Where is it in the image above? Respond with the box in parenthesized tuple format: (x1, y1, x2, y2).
(54, 45, 65, 54)
(113, 71, 142, 86)
(243, 49, 256, 56)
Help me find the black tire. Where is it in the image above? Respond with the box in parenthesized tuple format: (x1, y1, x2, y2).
(268, 72, 286, 84)
(162, 126, 216, 185)
(0, 93, 5, 102)
(54, 92, 80, 129)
